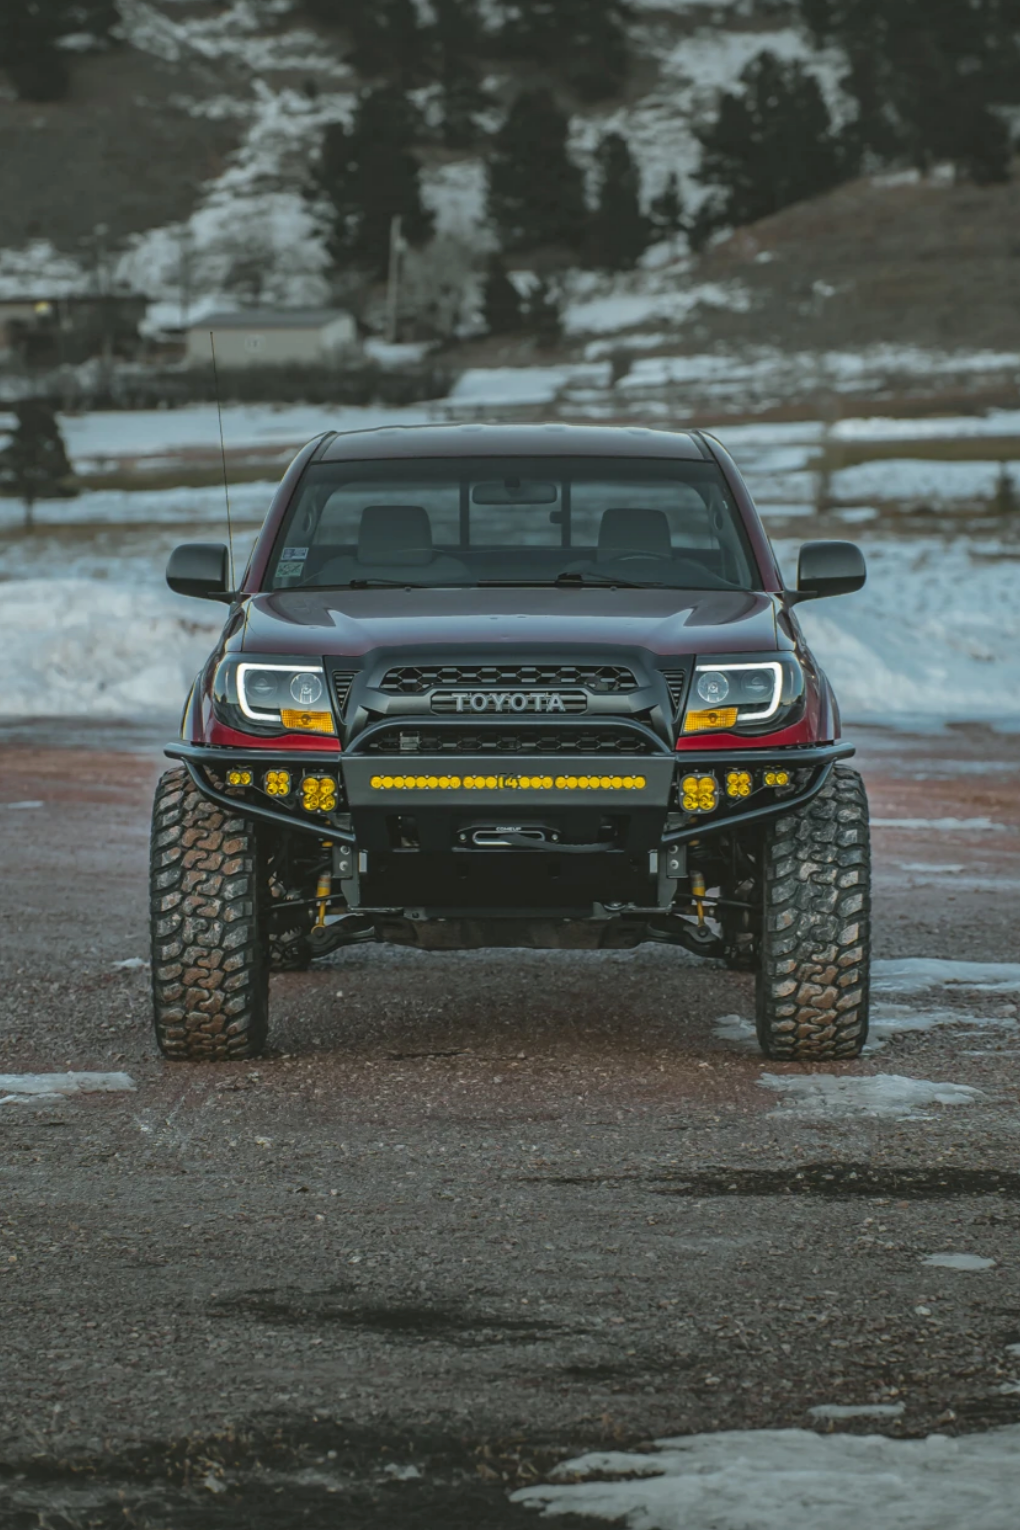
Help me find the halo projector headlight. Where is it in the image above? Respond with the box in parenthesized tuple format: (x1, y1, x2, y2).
(696, 671, 730, 706)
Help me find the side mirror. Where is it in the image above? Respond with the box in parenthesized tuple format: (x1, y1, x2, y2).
(167, 543, 233, 602)
(793, 540, 867, 601)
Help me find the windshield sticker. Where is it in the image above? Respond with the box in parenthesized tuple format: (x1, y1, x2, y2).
(277, 561, 306, 579)
(281, 546, 309, 561)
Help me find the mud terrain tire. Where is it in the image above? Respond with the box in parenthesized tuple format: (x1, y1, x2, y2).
(755, 765, 870, 1060)
(150, 767, 269, 1060)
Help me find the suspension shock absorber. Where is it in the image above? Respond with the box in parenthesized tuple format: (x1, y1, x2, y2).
(691, 868, 707, 928)
(314, 844, 332, 930)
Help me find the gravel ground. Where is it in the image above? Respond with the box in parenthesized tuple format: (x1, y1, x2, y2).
(1, 722, 1019, 1528)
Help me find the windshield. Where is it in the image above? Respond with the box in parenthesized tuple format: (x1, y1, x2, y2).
(265, 456, 759, 591)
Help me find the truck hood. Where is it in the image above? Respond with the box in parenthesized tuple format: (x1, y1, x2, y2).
(238, 587, 780, 657)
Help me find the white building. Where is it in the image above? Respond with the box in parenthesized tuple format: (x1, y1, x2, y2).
(186, 308, 359, 368)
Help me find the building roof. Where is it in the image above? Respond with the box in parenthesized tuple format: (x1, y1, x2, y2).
(190, 308, 351, 331)
(318, 423, 708, 462)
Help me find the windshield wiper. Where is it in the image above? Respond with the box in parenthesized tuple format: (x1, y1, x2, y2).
(342, 578, 432, 589)
(553, 571, 667, 589)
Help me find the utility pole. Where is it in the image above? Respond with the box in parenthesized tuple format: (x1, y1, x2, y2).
(92, 222, 114, 404)
(386, 214, 404, 344)
(179, 226, 193, 331)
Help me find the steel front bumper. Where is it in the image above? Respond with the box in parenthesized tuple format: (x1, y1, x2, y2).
(167, 741, 855, 848)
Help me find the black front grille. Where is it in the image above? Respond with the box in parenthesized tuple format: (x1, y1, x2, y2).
(381, 664, 638, 694)
(361, 727, 657, 756)
(661, 670, 687, 714)
(333, 671, 357, 717)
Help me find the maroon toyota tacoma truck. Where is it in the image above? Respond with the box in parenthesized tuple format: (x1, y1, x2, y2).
(152, 423, 869, 1063)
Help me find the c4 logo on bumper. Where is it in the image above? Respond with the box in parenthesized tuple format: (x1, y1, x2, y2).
(369, 774, 648, 792)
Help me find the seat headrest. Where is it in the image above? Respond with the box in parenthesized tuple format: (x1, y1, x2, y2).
(358, 505, 434, 566)
(597, 507, 672, 562)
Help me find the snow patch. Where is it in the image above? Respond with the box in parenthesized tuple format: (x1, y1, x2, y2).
(873, 960, 1020, 996)
(512, 1426, 1020, 1529)
(759, 1073, 981, 1117)
(809, 1404, 905, 1421)
(0, 1072, 136, 1105)
(873, 818, 1008, 833)
(922, 1253, 996, 1272)
(0, 580, 221, 718)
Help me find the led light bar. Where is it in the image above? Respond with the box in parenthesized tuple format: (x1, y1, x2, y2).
(369, 773, 648, 792)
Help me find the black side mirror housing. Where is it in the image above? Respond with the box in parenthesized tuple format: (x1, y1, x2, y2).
(792, 540, 867, 602)
(167, 543, 233, 602)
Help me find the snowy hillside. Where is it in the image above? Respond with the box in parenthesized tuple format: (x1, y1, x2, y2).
(0, 0, 845, 346)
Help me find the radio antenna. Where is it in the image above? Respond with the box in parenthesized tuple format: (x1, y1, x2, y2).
(209, 329, 236, 587)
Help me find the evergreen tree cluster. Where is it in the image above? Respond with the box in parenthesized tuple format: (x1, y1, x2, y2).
(313, 81, 670, 288)
(1, 0, 119, 101)
(798, 0, 1020, 184)
(304, 0, 631, 124)
(487, 89, 673, 267)
(693, 50, 857, 244)
(496, 0, 631, 103)
(310, 87, 435, 279)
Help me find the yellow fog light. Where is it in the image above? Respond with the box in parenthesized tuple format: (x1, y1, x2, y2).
(764, 769, 791, 787)
(683, 706, 739, 735)
(226, 768, 253, 788)
(680, 773, 718, 813)
(264, 770, 291, 797)
(726, 770, 753, 799)
(280, 709, 336, 735)
(301, 775, 338, 812)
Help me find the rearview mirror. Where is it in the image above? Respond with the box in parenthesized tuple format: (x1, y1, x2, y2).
(166, 543, 232, 602)
(793, 540, 867, 601)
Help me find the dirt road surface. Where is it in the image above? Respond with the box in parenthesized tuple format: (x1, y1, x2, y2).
(2, 721, 1019, 1527)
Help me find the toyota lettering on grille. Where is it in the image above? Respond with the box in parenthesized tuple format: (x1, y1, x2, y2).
(437, 690, 581, 715)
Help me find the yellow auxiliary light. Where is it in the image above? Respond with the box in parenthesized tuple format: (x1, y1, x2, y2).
(301, 775, 338, 812)
(226, 768, 253, 788)
(684, 706, 739, 735)
(725, 770, 753, 799)
(280, 709, 336, 735)
(680, 773, 719, 813)
(764, 770, 791, 787)
(264, 770, 291, 797)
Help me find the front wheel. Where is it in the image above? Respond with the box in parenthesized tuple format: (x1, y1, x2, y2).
(150, 768, 269, 1060)
(755, 765, 871, 1061)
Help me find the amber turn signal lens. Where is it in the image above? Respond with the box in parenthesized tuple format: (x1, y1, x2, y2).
(280, 709, 336, 735)
(683, 706, 739, 734)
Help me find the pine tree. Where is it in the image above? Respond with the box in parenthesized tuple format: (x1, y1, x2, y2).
(1, 0, 120, 101)
(499, 0, 630, 102)
(2, 1, 71, 100)
(587, 132, 650, 270)
(305, 0, 424, 84)
(431, 0, 489, 148)
(312, 86, 434, 278)
(694, 50, 856, 235)
(486, 89, 587, 252)
(0, 401, 78, 529)
(482, 257, 525, 335)
(649, 171, 685, 241)
(797, 0, 1019, 183)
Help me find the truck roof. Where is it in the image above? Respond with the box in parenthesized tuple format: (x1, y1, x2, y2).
(318, 422, 708, 462)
